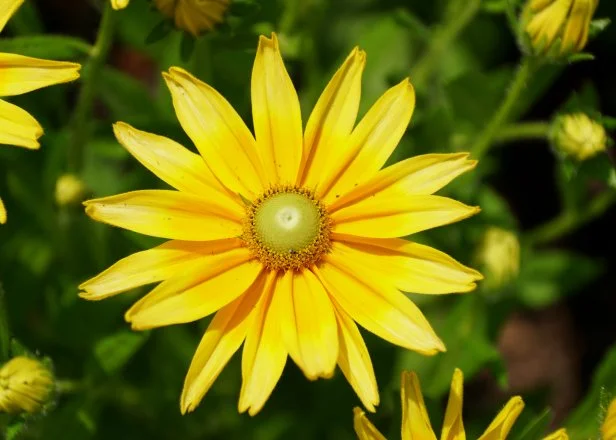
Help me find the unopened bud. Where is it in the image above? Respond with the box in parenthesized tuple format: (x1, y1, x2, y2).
(0, 356, 54, 414)
(55, 174, 86, 206)
(553, 113, 607, 161)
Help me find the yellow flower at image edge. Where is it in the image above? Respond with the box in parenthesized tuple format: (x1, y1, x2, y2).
(603, 399, 616, 440)
(154, 0, 230, 36)
(354, 369, 568, 440)
(80, 33, 483, 415)
(110, 0, 129, 10)
(0, 0, 81, 223)
(0, 357, 54, 414)
(524, 0, 599, 56)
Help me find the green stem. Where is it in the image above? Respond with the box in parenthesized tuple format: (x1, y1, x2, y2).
(56, 379, 84, 394)
(526, 190, 616, 245)
(470, 57, 537, 159)
(0, 284, 10, 362)
(68, 4, 116, 171)
(411, 0, 482, 88)
(494, 121, 551, 144)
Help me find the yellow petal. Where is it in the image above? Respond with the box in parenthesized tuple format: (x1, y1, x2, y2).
(0, 196, 6, 224)
(276, 269, 338, 380)
(525, 0, 570, 51)
(0, 53, 80, 97)
(401, 371, 437, 440)
(331, 235, 482, 294)
(333, 303, 379, 412)
(440, 369, 466, 440)
(84, 190, 243, 240)
(163, 67, 265, 197)
(239, 271, 287, 416)
(0, 0, 24, 33)
(316, 255, 445, 355)
(251, 33, 303, 185)
(560, 0, 597, 53)
(328, 153, 477, 212)
(477, 396, 525, 440)
(180, 272, 266, 414)
(112, 122, 240, 206)
(353, 407, 387, 440)
(126, 256, 261, 330)
(320, 79, 415, 202)
(332, 194, 480, 239)
(110, 0, 129, 10)
(0, 98, 42, 149)
(542, 428, 568, 440)
(300, 47, 366, 188)
(79, 238, 242, 300)
(602, 399, 616, 440)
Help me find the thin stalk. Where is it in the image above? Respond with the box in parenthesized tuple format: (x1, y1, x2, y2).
(494, 121, 551, 144)
(470, 57, 536, 159)
(68, 4, 116, 171)
(411, 0, 482, 88)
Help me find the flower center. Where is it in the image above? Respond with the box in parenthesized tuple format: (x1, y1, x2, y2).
(243, 186, 331, 271)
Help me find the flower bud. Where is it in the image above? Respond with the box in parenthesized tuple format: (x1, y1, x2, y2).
(476, 227, 520, 289)
(553, 113, 607, 161)
(521, 0, 598, 57)
(55, 174, 86, 206)
(110, 0, 129, 10)
(154, 0, 229, 37)
(0, 357, 54, 414)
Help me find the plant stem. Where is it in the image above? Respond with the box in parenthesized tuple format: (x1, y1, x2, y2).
(470, 57, 536, 159)
(526, 190, 616, 245)
(0, 283, 9, 362)
(68, 3, 116, 171)
(411, 0, 482, 88)
(494, 121, 551, 144)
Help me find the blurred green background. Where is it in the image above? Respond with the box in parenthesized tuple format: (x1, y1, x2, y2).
(0, 0, 615, 438)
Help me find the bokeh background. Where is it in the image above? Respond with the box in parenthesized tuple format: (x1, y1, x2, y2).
(0, 0, 615, 438)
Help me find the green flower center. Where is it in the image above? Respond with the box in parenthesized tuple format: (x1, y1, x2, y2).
(243, 186, 331, 271)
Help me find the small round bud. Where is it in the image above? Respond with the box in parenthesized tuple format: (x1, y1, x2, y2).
(153, 0, 229, 37)
(0, 356, 54, 414)
(553, 113, 607, 161)
(476, 227, 520, 289)
(55, 174, 86, 206)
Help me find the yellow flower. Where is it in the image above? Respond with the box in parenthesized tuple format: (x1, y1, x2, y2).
(476, 227, 520, 289)
(110, 0, 129, 10)
(55, 174, 86, 206)
(354, 369, 568, 440)
(154, 0, 230, 37)
(0, 356, 54, 414)
(80, 33, 481, 415)
(602, 398, 616, 440)
(0, 0, 81, 223)
(524, 0, 599, 56)
(554, 113, 608, 161)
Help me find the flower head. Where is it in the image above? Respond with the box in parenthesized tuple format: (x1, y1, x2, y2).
(80, 33, 481, 415)
(523, 0, 599, 56)
(154, 0, 229, 36)
(553, 113, 608, 161)
(0, 0, 81, 223)
(110, 0, 129, 10)
(0, 356, 54, 414)
(476, 227, 520, 289)
(602, 398, 616, 440)
(353, 369, 568, 440)
(55, 174, 86, 206)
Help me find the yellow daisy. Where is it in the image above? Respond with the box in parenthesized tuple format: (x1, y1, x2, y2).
(603, 398, 616, 440)
(0, 0, 81, 223)
(354, 369, 569, 440)
(80, 33, 481, 415)
(154, 0, 230, 37)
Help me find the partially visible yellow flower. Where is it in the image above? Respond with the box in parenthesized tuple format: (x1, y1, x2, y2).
(0, 356, 54, 414)
(354, 369, 568, 440)
(602, 398, 616, 440)
(523, 0, 599, 56)
(154, 0, 230, 36)
(476, 227, 520, 289)
(55, 174, 86, 206)
(0, 0, 81, 224)
(110, 0, 129, 10)
(554, 113, 608, 161)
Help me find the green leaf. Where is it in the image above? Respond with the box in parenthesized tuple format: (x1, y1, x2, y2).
(145, 20, 172, 45)
(589, 18, 611, 38)
(0, 284, 9, 362)
(0, 35, 91, 60)
(566, 344, 616, 438)
(94, 330, 149, 375)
